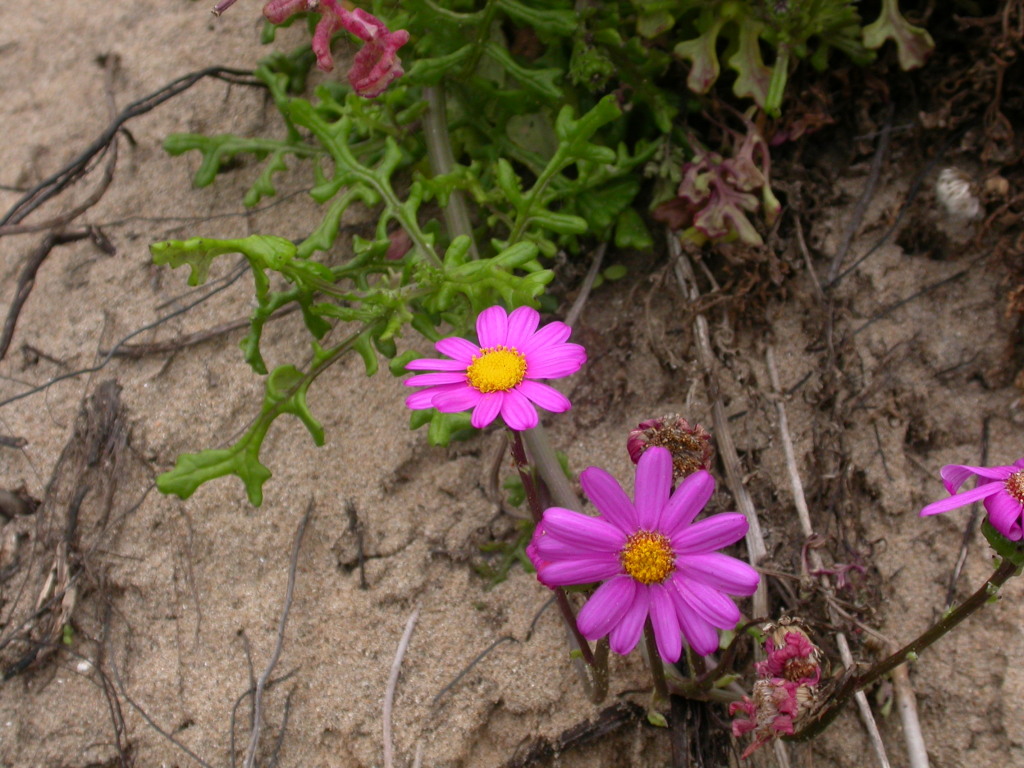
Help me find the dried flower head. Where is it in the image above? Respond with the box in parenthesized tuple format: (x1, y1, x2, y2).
(731, 617, 822, 757)
(935, 168, 981, 221)
(731, 679, 817, 758)
(627, 415, 713, 480)
(757, 617, 822, 685)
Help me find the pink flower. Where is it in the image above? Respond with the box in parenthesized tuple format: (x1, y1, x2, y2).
(527, 447, 759, 662)
(919, 458, 1024, 541)
(404, 306, 586, 431)
(262, 0, 409, 98)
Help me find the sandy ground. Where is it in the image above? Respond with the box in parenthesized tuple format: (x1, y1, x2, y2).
(1, 2, 1023, 767)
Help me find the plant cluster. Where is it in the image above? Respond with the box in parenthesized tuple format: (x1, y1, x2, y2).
(145, 0, 1018, 758)
(153, 0, 932, 503)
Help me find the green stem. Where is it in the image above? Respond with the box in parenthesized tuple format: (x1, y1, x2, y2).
(644, 619, 669, 705)
(506, 146, 570, 246)
(508, 429, 595, 668)
(791, 556, 1020, 741)
(521, 424, 580, 512)
(423, 85, 480, 259)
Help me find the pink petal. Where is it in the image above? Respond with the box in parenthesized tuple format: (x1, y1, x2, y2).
(608, 586, 649, 656)
(505, 306, 540, 348)
(634, 447, 672, 529)
(528, 346, 585, 378)
(919, 483, 1003, 517)
(404, 357, 467, 371)
(476, 306, 509, 348)
(431, 384, 481, 413)
(576, 575, 638, 640)
(403, 372, 467, 387)
(940, 463, 1011, 494)
(649, 583, 683, 662)
(263, 0, 308, 24)
(534, 531, 591, 560)
(517, 380, 571, 413)
(470, 392, 503, 428)
(541, 507, 626, 552)
(405, 383, 465, 410)
(519, 321, 572, 356)
(670, 583, 720, 655)
(436, 336, 480, 362)
(671, 513, 748, 555)
(677, 553, 759, 595)
(500, 388, 539, 430)
(580, 466, 639, 534)
(348, 31, 408, 98)
(661, 471, 716, 539)
(525, 344, 587, 379)
(311, 8, 343, 72)
(537, 555, 622, 587)
(984, 492, 1024, 541)
(337, 6, 385, 42)
(672, 575, 740, 629)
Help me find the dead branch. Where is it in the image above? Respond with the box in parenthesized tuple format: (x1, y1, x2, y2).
(501, 701, 645, 768)
(766, 346, 902, 768)
(669, 237, 769, 620)
(0, 230, 92, 361)
(827, 103, 894, 284)
(242, 497, 314, 768)
(104, 303, 300, 359)
(0, 66, 261, 230)
(0, 262, 248, 410)
(564, 241, 607, 329)
(383, 604, 420, 768)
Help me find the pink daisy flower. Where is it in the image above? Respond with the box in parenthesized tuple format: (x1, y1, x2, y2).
(404, 305, 586, 431)
(527, 447, 759, 662)
(919, 457, 1024, 541)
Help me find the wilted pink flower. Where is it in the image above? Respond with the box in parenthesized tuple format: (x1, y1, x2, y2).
(262, 0, 409, 97)
(404, 306, 585, 431)
(919, 457, 1024, 541)
(756, 619, 822, 685)
(527, 447, 759, 662)
(730, 679, 815, 758)
(731, 618, 821, 757)
(627, 415, 713, 480)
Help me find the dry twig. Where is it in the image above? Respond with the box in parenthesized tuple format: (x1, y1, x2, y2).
(383, 605, 421, 768)
(766, 345, 909, 768)
(242, 497, 314, 768)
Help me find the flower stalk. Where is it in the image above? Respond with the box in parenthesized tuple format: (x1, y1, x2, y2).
(791, 556, 1020, 741)
(508, 429, 596, 667)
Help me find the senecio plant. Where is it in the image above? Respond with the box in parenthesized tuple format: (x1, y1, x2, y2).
(143, 0, 1016, 757)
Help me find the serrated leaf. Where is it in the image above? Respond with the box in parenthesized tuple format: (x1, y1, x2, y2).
(157, 446, 273, 507)
(150, 235, 297, 286)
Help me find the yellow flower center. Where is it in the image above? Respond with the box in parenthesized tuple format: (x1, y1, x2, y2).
(465, 345, 527, 393)
(620, 530, 675, 585)
(1006, 470, 1024, 503)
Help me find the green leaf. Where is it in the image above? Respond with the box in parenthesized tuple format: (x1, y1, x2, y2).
(614, 208, 653, 250)
(483, 42, 564, 102)
(150, 235, 297, 286)
(982, 519, 1024, 569)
